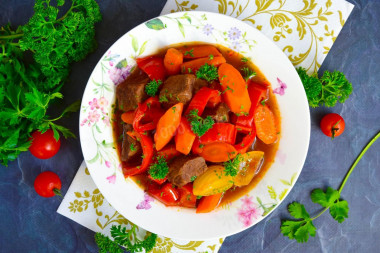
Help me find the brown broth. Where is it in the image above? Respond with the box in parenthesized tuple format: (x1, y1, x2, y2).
(112, 43, 281, 207)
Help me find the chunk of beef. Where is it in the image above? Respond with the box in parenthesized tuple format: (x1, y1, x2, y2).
(159, 74, 195, 109)
(203, 103, 230, 123)
(167, 155, 208, 187)
(116, 69, 149, 111)
(192, 78, 208, 94)
(121, 124, 142, 163)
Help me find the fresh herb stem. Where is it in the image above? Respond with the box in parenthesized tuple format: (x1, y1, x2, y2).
(0, 33, 23, 40)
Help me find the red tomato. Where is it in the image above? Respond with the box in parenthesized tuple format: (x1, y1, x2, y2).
(34, 171, 62, 198)
(147, 182, 179, 206)
(320, 113, 345, 139)
(178, 183, 197, 208)
(29, 130, 61, 159)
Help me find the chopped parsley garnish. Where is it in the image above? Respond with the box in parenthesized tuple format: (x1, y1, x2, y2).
(130, 143, 136, 151)
(241, 67, 256, 81)
(184, 48, 194, 57)
(172, 106, 177, 113)
(190, 176, 197, 182)
(187, 109, 215, 137)
(209, 54, 214, 60)
(148, 156, 169, 180)
(223, 153, 243, 177)
(260, 99, 266, 106)
(159, 94, 168, 103)
(196, 63, 219, 82)
(145, 79, 162, 97)
(188, 68, 193, 73)
(241, 57, 249, 62)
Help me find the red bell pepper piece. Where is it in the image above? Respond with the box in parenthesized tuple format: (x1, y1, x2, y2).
(136, 56, 166, 81)
(148, 174, 167, 185)
(234, 126, 257, 154)
(199, 123, 237, 145)
(191, 138, 203, 154)
(157, 144, 181, 161)
(147, 182, 179, 206)
(235, 81, 268, 129)
(178, 183, 197, 208)
(133, 97, 164, 132)
(122, 131, 154, 176)
(185, 87, 220, 115)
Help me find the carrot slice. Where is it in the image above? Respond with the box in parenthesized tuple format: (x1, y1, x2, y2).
(154, 103, 183, 151)
(254, 104, 277, 144)
(175, 118, 196, 155)
(178, 45, 222, 59)
(196, 193, 223, 213)
(181, 56, 226, 74)
(121, 110, 135, 124)
(218, 63, 251, 114)
(164, 48, 183, 75)
(199, 142, 237, 162)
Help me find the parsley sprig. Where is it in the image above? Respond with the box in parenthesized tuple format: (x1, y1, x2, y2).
(148, 156, 169, 180)
(223, 153, 242, 177)
(241, 67, 256, 81)
(196, 63, 219, 82)
(281, 132, 380, 243)
(95, 224, 157, 253)
(297, 67, 353, 107)
(187, 109, 215, 137)
(145, 80, 162, 97)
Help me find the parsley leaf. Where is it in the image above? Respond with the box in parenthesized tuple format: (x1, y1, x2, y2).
(297, 67, 353, 108)
(184, 48, 194, 57)
(145, 79, 162, 97)
(196, 63, 219, 82)
(130, 143, 136, 152)
(187, 109, 215, 137)
(149, 156, 169, 180)
(223, 153, 242, 177)
(241, 67, 256, 81)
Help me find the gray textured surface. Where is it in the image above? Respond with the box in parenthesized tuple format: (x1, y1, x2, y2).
(0, 0, 379, 252)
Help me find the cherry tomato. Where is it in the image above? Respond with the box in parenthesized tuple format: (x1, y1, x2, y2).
(320, 113, 345, 139)
(29, 129, 61, 159)
(34, 171, 62, 198)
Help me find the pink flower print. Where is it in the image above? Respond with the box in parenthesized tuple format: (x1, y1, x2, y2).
(241, 195, 254, 209)
(103, 116, 110, 126)
(273, 78, 287, 96)
(89, 98, 99, 110)
(105, 161, 111, 168)
(238, 205, 260, 227)
(109, 61, 114, 67)
(136, 193, 154, 210)
(276, 150, 286, 165)
(106, 174, 116, 184)
(98, 97, 108, 109)
(108, 59, 131, 85)
(88, 110, 100, 123)
(80, 118, 88, 126)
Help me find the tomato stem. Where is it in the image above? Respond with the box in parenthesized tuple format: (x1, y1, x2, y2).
(53, 188, 63, 198)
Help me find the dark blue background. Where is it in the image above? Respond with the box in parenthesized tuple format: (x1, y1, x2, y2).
(1, 0, 379, 252)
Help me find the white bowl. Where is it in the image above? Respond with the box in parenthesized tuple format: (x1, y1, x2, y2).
(79, 11, 310, 240)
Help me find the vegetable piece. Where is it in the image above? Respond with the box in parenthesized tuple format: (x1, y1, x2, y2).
(234, 151, 264, 187)
(223, 153, 243, 177)
(147, 182, 180, 206)
(241, 67, 256, 81)
(254, 104, 277, 144)
(178, 183, 197, 208)
(148, 156, 169, 180)
(297, 67, 353, 108)
(95, 224, 157, 253)
(196, 63, 219, 82)
(29, 130, 61, 159)
(164, 48, 183, 75)
(320, 113, 345, 139)
(199, 123, 237, 145)
(34, 171, 62, 198)
(133, 97, 164, 132)
(281, 131, 380, 243)
(175, 118, 196, 155)
(148, 174, 167, 185)
(196, 193, 223, 213)
(187, 109, 215, 137)
(178, 45, 222, 59)
(181, 56, 226, 74)
(193, 165, 234, 196)
(136, 56, 166, 81)
(154, 103, 183, 151)
(121, 110, 135, 124)
(218, 63, 251, 114)
(235, 81, 268, 129)
(145, 79, 162, 97)
(157, 144, 181, 161)
(199, 142, 238, 162)
(234, 129, 257, 154)
(185, 87, 220, 115)
(122, 132, 153, 177)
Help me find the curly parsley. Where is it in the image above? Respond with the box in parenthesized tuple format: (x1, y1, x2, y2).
(241, 67, 256, 81)
(297, 67, 352, 107)
(187, 109, 215, 137)
(149, 156, 169, 180)
(184, 48, 194, 57)
(196, 63, 219, 82)
(145, 79, 162, 97)
(223, 153, 242, 177)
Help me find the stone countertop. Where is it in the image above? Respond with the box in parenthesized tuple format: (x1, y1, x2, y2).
(1, 0, 379, 252)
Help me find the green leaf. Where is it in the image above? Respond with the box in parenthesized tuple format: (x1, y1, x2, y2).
(280, 179, 291, 186)
(53, 124, 76, 139)
(329, 200, 349, 223)
(177, 21, 185, 37)
(3, 129, 20, 149)
(138, 40, 148, 56)
(279, 189, 288, 201)
(311, 187, 340, 208)
(288, 202, 310, 219)
(145, 18, 166, 30)
(267, 186, 277, 200)
(95, 124, 101, 133)
(59, 100, 81, 119)
(131, 35, 138, 53)
(87, 152, 99, 164)
(281, 219, 316, 243)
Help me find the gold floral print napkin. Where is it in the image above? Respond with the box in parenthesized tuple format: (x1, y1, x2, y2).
(161, 0, 354, 74)
(57, 162, 223, 252)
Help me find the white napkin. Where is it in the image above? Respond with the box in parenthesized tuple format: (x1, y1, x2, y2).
(58, 0, 354, 252)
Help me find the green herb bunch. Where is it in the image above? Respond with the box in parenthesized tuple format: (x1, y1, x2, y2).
(95, 224, 157, 253)
(0, 0, 101, 166)
(187, 109, 215, 137)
